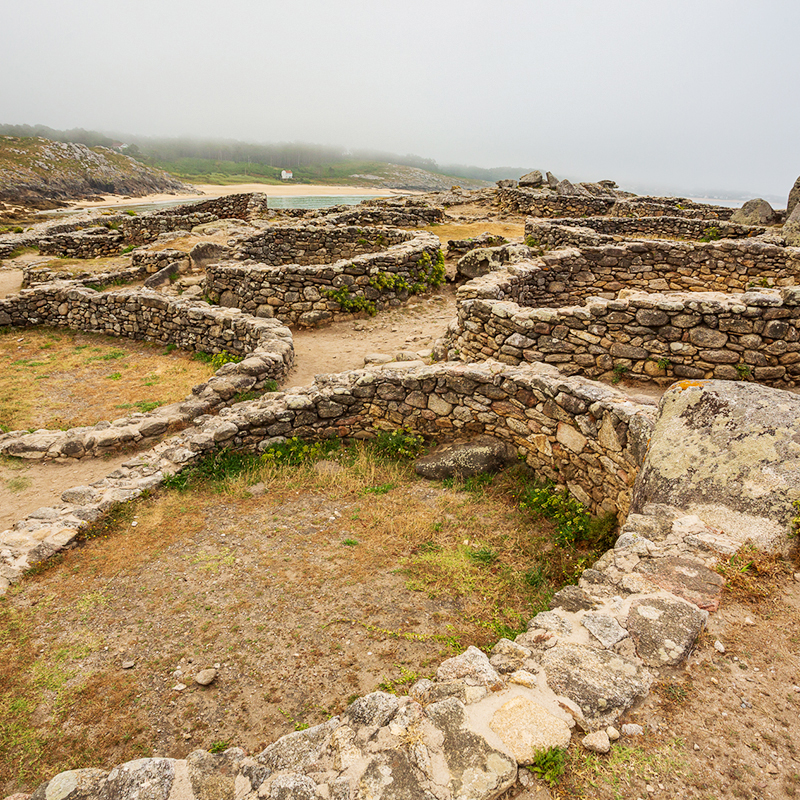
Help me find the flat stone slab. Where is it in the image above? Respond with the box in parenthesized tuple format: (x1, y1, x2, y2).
(541, 643, 653, 730)
(489, 696, 571, 763)
(626, 596, 708, 666)
(634, 555, 724, 612)
(415, 436, 516, 480)
(630, 381, 800, 550)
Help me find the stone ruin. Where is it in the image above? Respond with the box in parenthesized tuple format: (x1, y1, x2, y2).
(1, 181, 800, 800)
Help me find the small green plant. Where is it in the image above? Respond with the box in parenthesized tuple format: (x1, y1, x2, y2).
(323, 285, 376, 316)
(134, 400, 162, 413)
(194, 350, 244, 370)
(278, 708, 309, 731)
(163, 343, 177, 355)
(362, 482, 396, 495)
(520, 481, 617, 549)
(263, 379, 278, 392)
(120, 244, 136, 254)
(342, 538, 359, 547)
(105, 372, 122, 380)
(466, 546, 499, 566)
(260, 436, 341, 467)
(735, 363, 752, 379)
(527, 746, 567, 787)
(791, 498, 800, 539)
(209, 740, 231, 754)
(611, 363, 629, 384)
(700, 226, 721, 242)
(376, 665, 424, 694)
(124, 209, 137, 217)
(656, 357, 671, 370)
(371, 428, 425, 460)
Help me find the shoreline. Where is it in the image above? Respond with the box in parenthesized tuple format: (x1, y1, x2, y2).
(69, 182, 408, 211)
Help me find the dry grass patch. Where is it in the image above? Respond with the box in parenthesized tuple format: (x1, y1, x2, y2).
(0, 439, 615, 794)
(35, 254, 134, 276)
(0, 327, 217, 431)
(421, 221, 525, 248)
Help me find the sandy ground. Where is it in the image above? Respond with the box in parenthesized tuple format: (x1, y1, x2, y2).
(70, 183, 402, 210)
(0, 269, 22, 297)
(0, 452, 135, 530)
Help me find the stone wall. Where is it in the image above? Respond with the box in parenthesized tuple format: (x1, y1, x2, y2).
(474, 237, 800, 307)
(38, 226, 125, 257)
(447, 286, 800, 387)
(234, 224, 412, 266)
(0, 361, 654, 589)
(21, 263, 150, 288)
(528, 216, 766, 243)
(497, 189, 735, 220)
(206, 229, 443, 326)
(158, 192, 270, 220)
(0, 283, 294, 462)
(611, 197, 734, 220)
(0, 282, 292, 360)
(6, 367, 800, 800)
(120, 212, 218, 245)
(497, 189, 615, 217)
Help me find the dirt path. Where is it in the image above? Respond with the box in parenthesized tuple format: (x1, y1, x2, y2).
(0, 269, 22, 297)
(286, 289, 455, 388)
(0, 452, 136, 530)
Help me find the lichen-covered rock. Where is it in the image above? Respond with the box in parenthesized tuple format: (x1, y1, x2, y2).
(730, 198, 777, 226)
(519, 171, 544, 188)
(634, 555, 724, 612)
(630, 381, 800, 550)
(436, 646, 504, 689)
(414, 436, 515, 481)
(581, 613, 628, 648)
(30, 768, 108, 800)
(541, 643, 653, 730)
(345, 691, 399, 728)
(488, 696, 571, 763)
(788, 175, 800, 217)
(425, 698, 517, 800)
(99, 758, 179, 800)
(456, 243, 536, 279)
(256, 718, 339, 773)
(626, 597, 707, 666)
(186, 747, 245, 800)
(783, 201, 800, 246)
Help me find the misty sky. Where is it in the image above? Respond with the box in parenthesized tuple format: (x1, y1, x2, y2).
(3, 0, 798, 199)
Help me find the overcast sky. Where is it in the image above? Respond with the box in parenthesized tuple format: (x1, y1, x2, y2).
(3, 0, 798, 199)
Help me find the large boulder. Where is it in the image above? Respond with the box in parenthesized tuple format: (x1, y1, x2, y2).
(540, 643, 653, 730)
(783, 201, 800, 246)
(415, 436, 516, 480)
(190, 241, 232, 268)
(730, 198, 777, 226)
(788, 175, 800, 216)
(630, 381, 800, 550)
(456, 242, 537, 280)
(519, 170, 543, 188)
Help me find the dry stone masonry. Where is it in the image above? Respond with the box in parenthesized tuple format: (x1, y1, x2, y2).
(447, 286, 800, 387)
(10, 374, 799, 800)
(4, 186, 800, 800)
(206, 226, 443, 326)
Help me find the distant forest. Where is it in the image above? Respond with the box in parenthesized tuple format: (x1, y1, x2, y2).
(0, 123, 529, 183)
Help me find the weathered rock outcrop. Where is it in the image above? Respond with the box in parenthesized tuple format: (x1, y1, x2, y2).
(787, 175, 800, 217)
(783, 201, 800, 247)
(730, 198, 778, 226)
(0, 137, 189, 203)
(631, 380, 800, 549)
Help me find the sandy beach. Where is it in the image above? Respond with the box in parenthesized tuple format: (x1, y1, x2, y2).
(70, 182, 402, 210)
